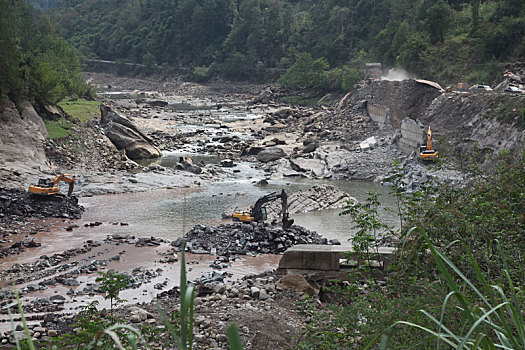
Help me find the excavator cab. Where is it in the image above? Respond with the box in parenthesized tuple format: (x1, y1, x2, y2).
(37, 178, 53, 187)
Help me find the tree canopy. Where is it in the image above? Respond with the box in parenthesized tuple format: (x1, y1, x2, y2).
(20, 0, 525, 91)
(0, 0, 90, 106)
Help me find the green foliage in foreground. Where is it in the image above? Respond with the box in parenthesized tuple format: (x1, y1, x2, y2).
(58, 99, 100, 123)
(96, 270, 130, 313)
(296, 152, 525, 349)
(382, 229, 525, 349)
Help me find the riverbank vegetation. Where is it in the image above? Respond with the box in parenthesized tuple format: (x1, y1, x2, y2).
(295, 152, 525, 348)
(29, 0, 525, 91)
(0, 0, 92, 108)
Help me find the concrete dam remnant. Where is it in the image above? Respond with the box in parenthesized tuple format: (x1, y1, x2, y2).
(397, 118, 425, 154)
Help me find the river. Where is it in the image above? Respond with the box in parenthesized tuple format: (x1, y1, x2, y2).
(78, 175, 399, 244)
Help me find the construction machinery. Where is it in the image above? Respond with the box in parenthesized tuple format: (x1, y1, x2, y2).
(232, 189, 294, 229)
(28, 174, 76, 197)
(420, 126, 438, 162)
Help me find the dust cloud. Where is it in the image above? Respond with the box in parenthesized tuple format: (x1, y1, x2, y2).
(382, 68, 416, 81)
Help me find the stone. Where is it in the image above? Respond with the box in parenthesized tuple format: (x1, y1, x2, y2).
(47, 330, 58, 337)
(129, 314, 142, 323)
(256, 147, 286, 163)
(258, 289, 271, 301)
(62, 279, 80, 287)
(220, 159, 234, 167)
(276, 274, 319, 296)
(100, 104, 161, 160)
(214, 283, 226, 294)
(50, 295, 66, 304)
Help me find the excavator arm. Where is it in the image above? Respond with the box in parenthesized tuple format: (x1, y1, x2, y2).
(234, 189, 294, 229)
(52, 174, 76, 196)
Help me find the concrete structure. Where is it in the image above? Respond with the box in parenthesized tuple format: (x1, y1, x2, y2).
(397, 117, 425, 154)
(365, 63, 382, 81)
(367, 103, 390, 129)
(277, 244, 396, 275)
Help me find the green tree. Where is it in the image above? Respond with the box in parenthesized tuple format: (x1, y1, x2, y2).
(278, 52, 329, 90)
(96, 269, 131, 313)
(417, 0, 452, 43)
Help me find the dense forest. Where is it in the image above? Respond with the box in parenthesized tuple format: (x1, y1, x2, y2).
(0, 0, 91, 107)
(27, 0, 525, 91)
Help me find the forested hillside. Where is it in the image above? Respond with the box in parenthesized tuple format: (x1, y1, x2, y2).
(0, 0, 91, 107)
(38, 0, 525, 90)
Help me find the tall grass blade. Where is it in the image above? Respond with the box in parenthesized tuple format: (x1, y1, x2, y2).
(457, 302, 508, 349)
(156, 302, 184, 349)
(14, 289, 35, 350)
(226, 323, 244, 350)
(437, 291, 457, 350)
(7, 305, 21, 350)
(379, 335, 389, 350)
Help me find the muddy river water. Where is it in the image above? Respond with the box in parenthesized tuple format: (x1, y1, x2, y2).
(78, 176, 398, 243)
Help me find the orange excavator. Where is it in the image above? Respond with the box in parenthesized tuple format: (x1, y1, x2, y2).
(420, 126, 438, 162)
(28, 174, 76, 197)
(232, 189, 294, 229)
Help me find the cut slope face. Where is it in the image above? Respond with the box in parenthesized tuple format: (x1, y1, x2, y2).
(351, 79, 442, 128)
(0, 100, 50, 188)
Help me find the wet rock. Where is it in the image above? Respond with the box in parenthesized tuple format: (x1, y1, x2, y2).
(220, 159, 234, 167)
(256, 147, 286, 163)
(62, 279, 80, 287)
(174, 161, 203, 174)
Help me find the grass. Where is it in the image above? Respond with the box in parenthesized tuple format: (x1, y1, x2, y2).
(45, 119, 72, 139)
(58, 99, 100, 123)
(365, 228, 525, 350)
(45, 99, 100, 139)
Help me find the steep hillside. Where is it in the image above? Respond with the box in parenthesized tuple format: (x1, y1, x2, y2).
(41, 0, 525, 87)
(0, 100, 50, 186)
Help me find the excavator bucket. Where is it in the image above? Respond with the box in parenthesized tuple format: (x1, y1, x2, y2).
(282, 214, 294, 230)
(67, 182, 75, 196)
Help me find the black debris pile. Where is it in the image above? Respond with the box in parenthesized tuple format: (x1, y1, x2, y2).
(0, 186, 84, 220)
(174, 222, 340, 257)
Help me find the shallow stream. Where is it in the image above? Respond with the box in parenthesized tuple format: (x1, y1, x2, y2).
(78, 177, 399, 244)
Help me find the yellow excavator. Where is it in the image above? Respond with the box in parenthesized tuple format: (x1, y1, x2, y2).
(28, 174, 76, 196)
(420, 126, 438, 162)
(232, 189, 294, 229)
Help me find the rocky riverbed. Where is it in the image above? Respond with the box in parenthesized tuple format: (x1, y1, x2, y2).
(3, 69, 517, 348)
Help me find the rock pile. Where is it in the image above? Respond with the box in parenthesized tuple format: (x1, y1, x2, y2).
(0, 186, 84, 220)
(176, 222, 338, 257)
(265, 184, 355, 217)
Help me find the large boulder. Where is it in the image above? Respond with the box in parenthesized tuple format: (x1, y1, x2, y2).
(256, 147, 286, 163)
(289, 158, 325, 177)
(104, 123, 161, 159)
(100, 104, 161, 160)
